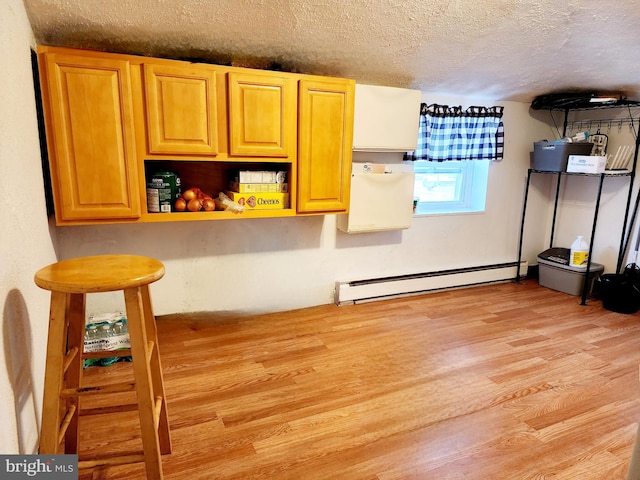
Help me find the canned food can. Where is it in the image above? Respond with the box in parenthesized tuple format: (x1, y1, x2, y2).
(147, 171, 181, 213)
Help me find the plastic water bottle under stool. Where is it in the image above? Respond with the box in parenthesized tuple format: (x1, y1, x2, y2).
(570, 235, 589, 269)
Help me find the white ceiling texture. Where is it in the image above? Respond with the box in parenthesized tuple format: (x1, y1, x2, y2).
(22, 0, 640, 103)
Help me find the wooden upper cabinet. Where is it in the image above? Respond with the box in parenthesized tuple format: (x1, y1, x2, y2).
(39, 49, 141, 223)
(228, 72, 296, 157)
(297, 77, 355, 213)
(36, 46, 358, 224)
(143, 63, 218, 155)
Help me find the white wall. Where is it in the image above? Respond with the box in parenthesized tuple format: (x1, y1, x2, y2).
(0, 0, 58, 454)
(54, 94, 553, 317)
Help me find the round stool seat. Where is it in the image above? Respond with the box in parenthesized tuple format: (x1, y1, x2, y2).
(34, 254, 165, 293)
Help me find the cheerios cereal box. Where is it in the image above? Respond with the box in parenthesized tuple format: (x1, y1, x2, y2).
(224, 191, 290, 210)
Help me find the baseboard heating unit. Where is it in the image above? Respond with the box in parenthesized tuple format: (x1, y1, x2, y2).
(335, 261, 526, 306)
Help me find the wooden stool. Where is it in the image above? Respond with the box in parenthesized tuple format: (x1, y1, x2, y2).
(34, 254, 171, 479)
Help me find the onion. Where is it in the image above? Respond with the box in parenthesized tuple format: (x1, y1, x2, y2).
(182, 188, 198, 201)
(202, 198, 215, 211)
(174, 197, 187, 211)
(187, 198, 203, 212)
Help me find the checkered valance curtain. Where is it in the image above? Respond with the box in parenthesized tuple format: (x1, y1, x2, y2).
(404, 103, 504, 162)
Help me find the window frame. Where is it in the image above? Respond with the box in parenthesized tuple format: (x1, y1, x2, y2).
(412, 159, 489, 216)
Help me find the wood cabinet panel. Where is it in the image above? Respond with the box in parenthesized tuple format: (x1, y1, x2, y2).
(228, 72, 296, 157)
(144, 63, 218, 155)
(297, 78, 355, 213)
(40, 51, 140, 223)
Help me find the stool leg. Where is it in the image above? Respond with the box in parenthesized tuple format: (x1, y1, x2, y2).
(124, 286, 164, 480)
(40, 291, 69, 454)
(64, 293, 85, 454)
(141, 284, 171, 455)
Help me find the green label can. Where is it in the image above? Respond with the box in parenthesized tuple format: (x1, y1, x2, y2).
(147, 171, 181, 213)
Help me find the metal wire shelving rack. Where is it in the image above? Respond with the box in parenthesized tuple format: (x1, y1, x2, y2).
(516, 100, 640, 305)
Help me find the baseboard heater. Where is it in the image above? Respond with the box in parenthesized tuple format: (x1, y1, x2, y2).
(335, 261, 526, 306)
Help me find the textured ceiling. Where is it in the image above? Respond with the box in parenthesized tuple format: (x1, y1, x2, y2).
(22, 0, 640, 102)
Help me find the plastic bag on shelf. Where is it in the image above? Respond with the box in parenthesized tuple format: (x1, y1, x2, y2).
(214, 192, 244, 214)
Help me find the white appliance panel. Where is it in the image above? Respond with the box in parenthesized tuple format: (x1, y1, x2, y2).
(352, 84, 421, 152)
(337, 163, 415, 233)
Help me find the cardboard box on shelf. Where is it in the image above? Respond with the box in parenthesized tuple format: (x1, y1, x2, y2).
(566, 155, 607, 174)
(228, 181, 288, 193)
(230, 170, 287, 184)
(224, 191, 290, 209)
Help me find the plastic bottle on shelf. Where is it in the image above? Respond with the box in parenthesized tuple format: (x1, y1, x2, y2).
(100, 323, 119, 367)
(113, 319, 132, 363)
(570, 235, 589, 269)
(112, 319, 131, 349)
(83, 324, 102, 368)
(84, 324, 102, 352)
(570, 131, 589, 142)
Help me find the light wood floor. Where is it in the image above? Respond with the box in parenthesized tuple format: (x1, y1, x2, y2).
(76, 279, 640, 479)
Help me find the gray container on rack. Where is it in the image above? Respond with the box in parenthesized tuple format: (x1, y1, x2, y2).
(531, 141, 594, 172)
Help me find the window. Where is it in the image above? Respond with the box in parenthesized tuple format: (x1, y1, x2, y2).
(406, 103, 503, 216)
(413, 159, 489, 215)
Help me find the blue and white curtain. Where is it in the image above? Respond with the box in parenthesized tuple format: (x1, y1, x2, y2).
(405, 104, 504, 162)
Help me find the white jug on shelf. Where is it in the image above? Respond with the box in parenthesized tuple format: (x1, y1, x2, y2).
(570, 236, 589, 269)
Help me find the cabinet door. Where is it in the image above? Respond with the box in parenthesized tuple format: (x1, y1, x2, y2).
(144, 63, 218, 155)
(297, 78, 355, 213)
(228, 72, 296, 157)
(40, 51, 140, 223)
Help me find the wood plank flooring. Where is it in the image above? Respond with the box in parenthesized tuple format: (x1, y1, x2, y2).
(76, 280, 640, 479)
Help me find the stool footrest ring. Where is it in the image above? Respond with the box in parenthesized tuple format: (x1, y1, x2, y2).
(63, 347, 79, 374)
(154, 396, 163, 429)
(57, 405, 77, 445)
